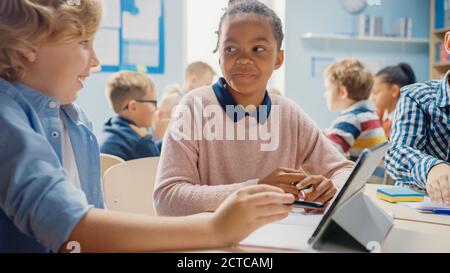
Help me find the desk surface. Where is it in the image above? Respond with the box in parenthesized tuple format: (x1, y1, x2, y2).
(183, 218, 450, 253)
(365, 184, 450, 226)
(185, 185, 450, 253)
(382, 219, 450, 252)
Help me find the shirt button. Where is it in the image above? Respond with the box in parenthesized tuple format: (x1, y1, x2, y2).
(51, 131, 60, 138)
(48, 101, 57, 109)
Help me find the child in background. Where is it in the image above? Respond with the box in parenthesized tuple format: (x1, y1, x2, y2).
(162, 83, 183, 97)
(0, 0, 295, 253)
(99, 71, 161, 161)
(371, 63, 417, 139)
(182, 61, 216, 94)
(324, 59, 387, 161)
(154, 1, 354, 217)
(386, 32, 450, 205)
(153, 91, 183, 140)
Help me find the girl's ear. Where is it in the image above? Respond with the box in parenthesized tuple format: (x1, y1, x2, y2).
(391, 84, 401, 99)
(274, 50, 285, 70)
(23, 48, 37, 63)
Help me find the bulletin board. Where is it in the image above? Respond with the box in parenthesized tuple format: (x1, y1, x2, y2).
(94, 0, 165, 74)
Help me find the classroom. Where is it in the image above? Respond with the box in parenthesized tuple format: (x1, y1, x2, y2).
(0, 0, 449, 256)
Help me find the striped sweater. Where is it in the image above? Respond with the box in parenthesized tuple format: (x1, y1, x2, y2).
(325, 100, 388, 160)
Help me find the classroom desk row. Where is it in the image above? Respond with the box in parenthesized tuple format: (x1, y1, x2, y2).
(185, 185, 450, 253)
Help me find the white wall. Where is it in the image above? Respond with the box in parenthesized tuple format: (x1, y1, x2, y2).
(186, 0, 228, 75)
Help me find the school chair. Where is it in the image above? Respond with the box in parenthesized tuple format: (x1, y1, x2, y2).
(103, 157, 160, 216)
(100, 153, 125, 180)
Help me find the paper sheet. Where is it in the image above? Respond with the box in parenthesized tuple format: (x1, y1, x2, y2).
(240, 212, 323, 251)
(275, 211, 323, 226)
(401, 199, 450, 211)
(123, 0, 161, 41)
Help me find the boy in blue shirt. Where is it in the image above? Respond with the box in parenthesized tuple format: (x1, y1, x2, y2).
(0, 0, 295, 253)
(100, 71, 162, 161)
(386, 32, 450, 205)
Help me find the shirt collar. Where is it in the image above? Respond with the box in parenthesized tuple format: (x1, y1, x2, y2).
(61, 104, 81, 124)
(437, 72, 450, 108)
(11, 81, 83, 123)
(341, 100, 375, 115)
(212, 77, 272, 125)
(11, 81, 60, 114)
(109, 116, 137, 127)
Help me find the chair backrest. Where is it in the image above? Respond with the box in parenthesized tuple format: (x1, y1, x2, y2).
(100, 153, 125, 180)
(103, 157, 160, 216)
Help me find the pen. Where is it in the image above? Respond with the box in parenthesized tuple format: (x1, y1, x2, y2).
(432, 209, 450, 216)
(295, 184, 313, 199)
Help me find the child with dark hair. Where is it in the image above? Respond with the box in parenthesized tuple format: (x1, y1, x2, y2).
(154, 1, 354, 216)
(371, 63, 417, 138)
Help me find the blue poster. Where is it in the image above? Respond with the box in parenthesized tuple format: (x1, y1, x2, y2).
(94, 0, 165, 74)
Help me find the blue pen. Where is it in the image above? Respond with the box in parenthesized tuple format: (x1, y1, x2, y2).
(432, 209, 450, 216)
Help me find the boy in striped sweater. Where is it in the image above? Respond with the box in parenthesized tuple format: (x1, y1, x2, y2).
(324, 59, 387, 163)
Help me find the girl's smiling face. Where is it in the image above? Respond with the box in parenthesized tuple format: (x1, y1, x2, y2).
(218, 14, 284, 105)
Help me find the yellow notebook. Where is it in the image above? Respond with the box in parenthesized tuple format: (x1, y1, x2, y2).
(376, 188, 425, 203)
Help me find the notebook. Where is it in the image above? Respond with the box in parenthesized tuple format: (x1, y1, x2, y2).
(376, 188, 425, 203)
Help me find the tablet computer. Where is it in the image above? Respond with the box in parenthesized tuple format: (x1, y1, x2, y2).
(307, 142, 390, 248)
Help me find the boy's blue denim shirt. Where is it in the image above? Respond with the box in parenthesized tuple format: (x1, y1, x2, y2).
(99, 116, 161, 161)
(0, 77, 104, 253)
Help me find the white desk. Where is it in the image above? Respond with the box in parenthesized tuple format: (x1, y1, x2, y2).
(184, 185, 450, 253)
(365, 185, 450, 226)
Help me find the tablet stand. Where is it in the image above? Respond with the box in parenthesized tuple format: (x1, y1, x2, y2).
(312, 191, 394, 253)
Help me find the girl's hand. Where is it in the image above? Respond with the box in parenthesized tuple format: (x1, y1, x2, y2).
(295, 175, 337, 214)
(211, 185, 295, 247)
(258, 168, 307, 199)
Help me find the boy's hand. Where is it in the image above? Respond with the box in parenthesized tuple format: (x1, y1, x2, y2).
(295, 175, 337, 214)
(211, 185, 295, 247)
(258, 168, 307, 199)
(427, 163, 450, 205)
